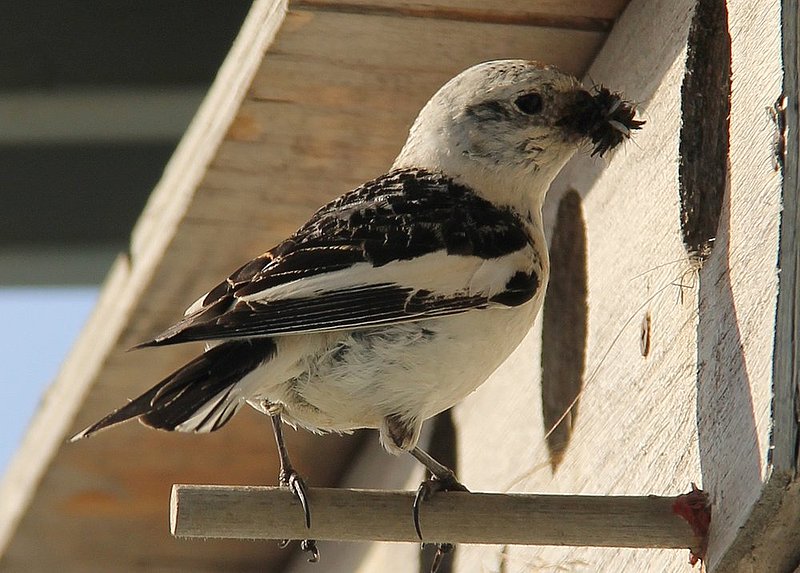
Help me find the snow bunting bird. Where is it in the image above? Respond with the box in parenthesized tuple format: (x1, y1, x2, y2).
(71, 60, 642, 561)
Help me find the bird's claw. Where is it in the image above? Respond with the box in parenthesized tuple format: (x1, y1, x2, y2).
(285, 472, 312, 529)
(277, 469, 318, 562)
(425, 542, 454, 573)
(301, 539, 320, 563)
(277, 538, 319, 563)
(413, 474, 469, 540)
(413, 475, 466, 573)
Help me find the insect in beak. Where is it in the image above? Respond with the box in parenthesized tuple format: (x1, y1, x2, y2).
(558, 86, 645, 156)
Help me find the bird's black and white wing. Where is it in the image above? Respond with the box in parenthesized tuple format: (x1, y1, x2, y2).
(138, 168, 542, 347)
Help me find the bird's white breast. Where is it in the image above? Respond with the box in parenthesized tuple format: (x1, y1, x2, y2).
(246, 292, 543, 435)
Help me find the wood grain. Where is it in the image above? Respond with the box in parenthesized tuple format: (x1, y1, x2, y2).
(450, 0, 787, 571)
(290, 0, 629, 22)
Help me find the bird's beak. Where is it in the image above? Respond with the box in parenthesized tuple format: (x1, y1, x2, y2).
(557, 87, 644, 157)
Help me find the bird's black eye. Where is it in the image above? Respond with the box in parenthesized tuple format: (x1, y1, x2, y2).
(515, 93, 543, 115)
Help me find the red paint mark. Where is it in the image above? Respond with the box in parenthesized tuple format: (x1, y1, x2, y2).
(672, 483, 711, 566)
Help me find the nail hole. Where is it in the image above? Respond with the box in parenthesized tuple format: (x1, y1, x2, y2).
(640, 312, 652, 357)
(541, 190, 587, 472)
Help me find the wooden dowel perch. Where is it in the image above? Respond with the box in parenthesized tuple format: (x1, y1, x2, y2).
(170, 485, 704, 552)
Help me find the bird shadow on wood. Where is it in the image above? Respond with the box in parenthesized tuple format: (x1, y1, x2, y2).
(540, 190, 587, 472)
(538, 2, 696, 470)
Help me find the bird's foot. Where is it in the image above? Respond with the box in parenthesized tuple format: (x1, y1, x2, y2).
(277, 538, 319, 563)
(423, 542, 454, 573)
(300, 539, 320, 563)
(413, 473, 469, 539)
(413, 473, 468, 573)
(277, 469, 319, 563)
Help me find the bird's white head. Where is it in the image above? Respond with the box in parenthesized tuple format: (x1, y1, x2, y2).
(393, 60, 641, 213)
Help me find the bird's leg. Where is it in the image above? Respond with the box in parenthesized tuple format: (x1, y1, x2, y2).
(270, 413, 312, 528)
(410, 446, 468, 573)
(269, 410, 319, 563)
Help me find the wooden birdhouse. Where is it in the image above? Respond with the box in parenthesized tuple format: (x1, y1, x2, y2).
(1, 1, 796, 572)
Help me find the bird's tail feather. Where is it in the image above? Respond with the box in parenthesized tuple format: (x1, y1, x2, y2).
(69, 339, 276, 441)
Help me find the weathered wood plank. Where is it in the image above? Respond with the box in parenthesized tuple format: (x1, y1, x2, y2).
(290, 0, 629, 23)
(708, 0, 800, 570)
(773, 0, 800, 506)
(693, 0, 784, 568)
(447, 0, 788, 572)
(773, 0, 800, 475)
(274, 9, 603, 75)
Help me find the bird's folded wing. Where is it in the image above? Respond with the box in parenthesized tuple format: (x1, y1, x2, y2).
(137, 168, 539, 347)
(148, 280, 489, 344)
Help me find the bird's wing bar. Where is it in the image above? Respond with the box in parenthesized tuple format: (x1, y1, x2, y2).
(191, 168, 531, 310)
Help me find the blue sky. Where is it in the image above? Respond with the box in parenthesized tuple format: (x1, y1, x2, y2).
(0, 287, 98, 472)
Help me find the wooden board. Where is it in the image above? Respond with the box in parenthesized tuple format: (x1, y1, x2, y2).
(292, 0, 629, 22)
(456, 0, 791, 571)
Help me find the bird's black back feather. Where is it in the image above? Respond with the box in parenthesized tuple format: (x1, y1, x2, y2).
(136, 168, 533, 348)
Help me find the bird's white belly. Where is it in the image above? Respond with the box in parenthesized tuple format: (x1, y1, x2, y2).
(261, 300, 539, 434)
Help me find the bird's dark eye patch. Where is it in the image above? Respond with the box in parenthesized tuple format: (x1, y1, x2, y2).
(515, 93, 544, 115)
